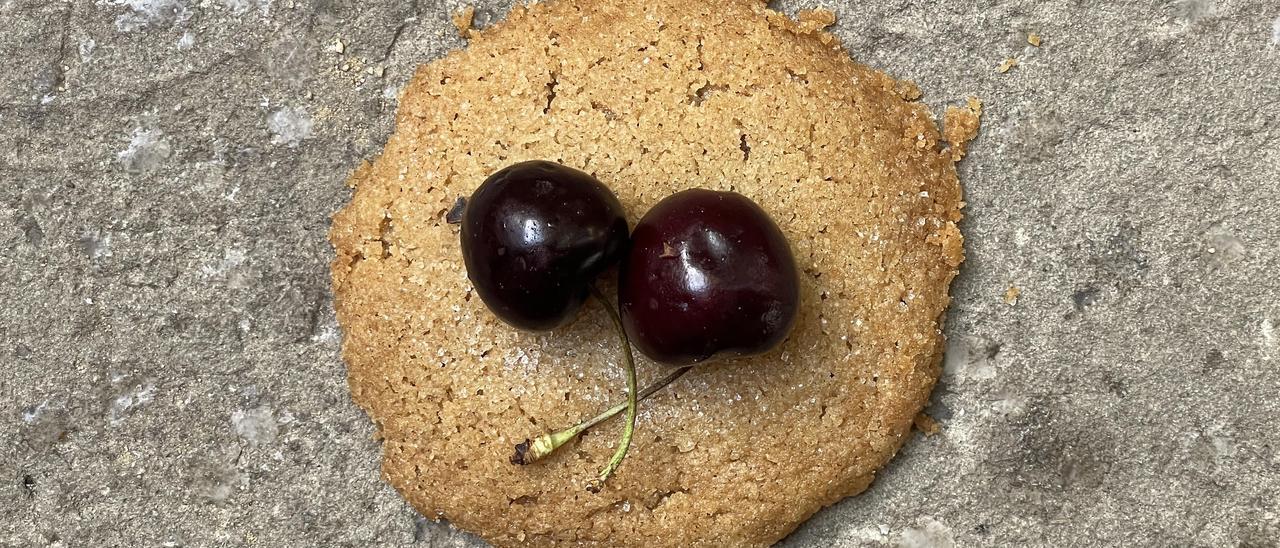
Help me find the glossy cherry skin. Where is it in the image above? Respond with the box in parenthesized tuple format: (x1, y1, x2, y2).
(461, 161, 629, 331)
(619, 189, 799, 365)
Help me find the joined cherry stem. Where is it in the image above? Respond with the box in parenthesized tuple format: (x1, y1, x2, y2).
(509, 286, 691, 492)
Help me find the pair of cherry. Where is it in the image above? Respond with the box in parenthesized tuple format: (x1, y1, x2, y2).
(458, 160, 799, 490)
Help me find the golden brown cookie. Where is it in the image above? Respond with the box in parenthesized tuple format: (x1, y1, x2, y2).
(329, 0, 976, 545)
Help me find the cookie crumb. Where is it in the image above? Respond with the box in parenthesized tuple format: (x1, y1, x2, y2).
(1028, 33, 1042, 47)
(1004, 286, 1021, 306)
(913, 413, 941, 436)
(997, 57, 1019, 73)
(452, 6, 476, 38)
(966, 96, 983, 117)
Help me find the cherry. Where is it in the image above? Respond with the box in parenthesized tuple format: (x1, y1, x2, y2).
(619, 189, 799, 365)
(478, 177, 801, 492)
(460, 160, 629, 331)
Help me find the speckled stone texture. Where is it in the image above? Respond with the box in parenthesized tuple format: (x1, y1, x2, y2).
(2, 0, 1278, 546)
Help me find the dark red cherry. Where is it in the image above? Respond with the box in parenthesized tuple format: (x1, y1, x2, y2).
(619, 189, 800, 365)
(461, 161, 629, 331)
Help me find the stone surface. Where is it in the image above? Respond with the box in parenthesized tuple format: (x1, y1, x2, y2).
(2, 0, 1277, 546)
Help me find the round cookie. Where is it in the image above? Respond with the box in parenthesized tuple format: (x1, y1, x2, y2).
(329, 0, 975, 546)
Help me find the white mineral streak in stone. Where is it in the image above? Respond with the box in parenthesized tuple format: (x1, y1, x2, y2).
(22, 401, 50, 424)
(117, 127, 172, 174)
(895, 517, 957, 548)
(104, 0, 191, 32)
(267, 106, 313, 147)
(310, 320, 340, 343)
(110, 383, 156, 424)
(201, 248, 248, 277)
(79, 37, 97, 62)
(232, 406, 278, 445)
(222, 0, 272, 16)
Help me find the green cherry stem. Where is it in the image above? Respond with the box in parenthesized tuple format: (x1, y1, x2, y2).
(585, 283, 638, 492)
(508, 286, 691, 492)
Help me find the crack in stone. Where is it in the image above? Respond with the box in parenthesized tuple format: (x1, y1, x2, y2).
(379, 0, 419, 63)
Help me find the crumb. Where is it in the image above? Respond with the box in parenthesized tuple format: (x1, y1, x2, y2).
(452, 6, 476, 38)
(1027, 33, 1042, 47)
(997, 57, 1018, 73)
(913, 413, 941, 436)
(1004, 286, 1021, 305)
(966, 97, 982, 117)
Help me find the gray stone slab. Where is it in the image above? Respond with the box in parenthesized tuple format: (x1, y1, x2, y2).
(3, 0, 1278, 546)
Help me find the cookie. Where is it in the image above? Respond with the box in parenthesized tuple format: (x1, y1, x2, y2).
(329, 0, 976, 545)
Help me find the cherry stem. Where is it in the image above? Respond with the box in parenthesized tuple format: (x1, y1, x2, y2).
(508, 287, 691, 492)
(587, 284, 637, 491)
